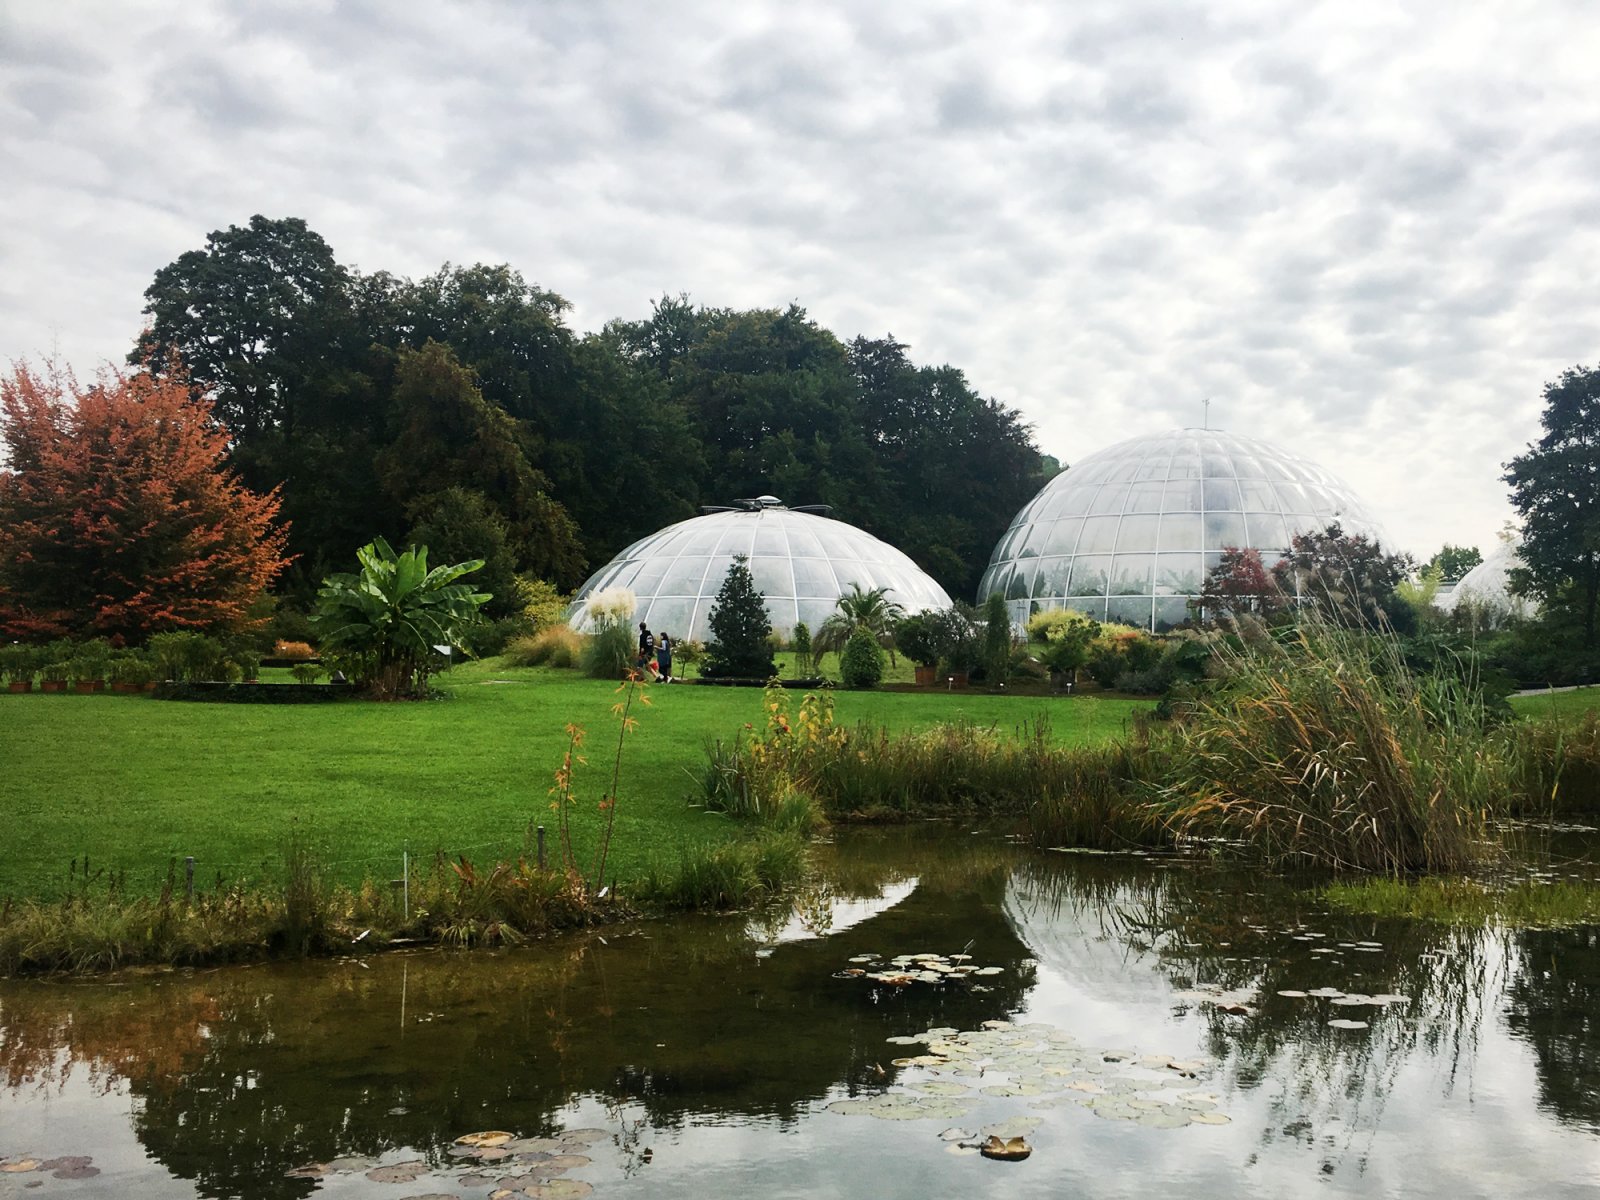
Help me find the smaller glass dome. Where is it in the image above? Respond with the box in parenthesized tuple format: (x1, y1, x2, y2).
(567, 499, 952, 643)
(1441, 537, 1531, 619)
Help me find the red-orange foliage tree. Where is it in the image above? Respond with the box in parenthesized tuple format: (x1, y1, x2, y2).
(0, 361, 291, 642)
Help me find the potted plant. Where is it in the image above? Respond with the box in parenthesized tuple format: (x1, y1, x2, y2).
(931, 605, 981, 688)
(40, 660, 70, 693)
(1, 644, 40, 693)
(69, 641, 112, 693)
(893, 613, 943, 686)
(111, 654, 155, 694)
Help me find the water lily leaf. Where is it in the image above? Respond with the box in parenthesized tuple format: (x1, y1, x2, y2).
(885, 1035, 924, 1045)
(542, 1155, 591, 1170)
(523, 1183, 594, 1199)
(505, 1138, 568, 1154)
(1331, 995, 1375, 1006)
(1307, 988, 1345, 998)
(287, 1163, 330, 1179)
(914, 1082, 970, 1096)
(456, 1131, 515, 1149)
(981, 1083, 1043, 1097)
(982, 1117, 1042, 1138)
(1372, 994, 1410, 1005)
(1138, 1110, 1192, 1129)
(826, 1099, 875, 1115)
(396, 1194, 459, 1200)
(979, 1136, 1032, 1162)
(975, 967, 1004, 976)
(1277, 990, 1309, 998)
(849, 955, 878, 963)
(458, 1173, 499, 1187)
(1327, 1018, 1370, 1030)
(0, 1161, 40, 1174)
(327, 1155, 378, 1171)
(367, 1161, 429, 1183)
(940, 1127, 975, 1142)
(1189, 1111, 1232, 1125)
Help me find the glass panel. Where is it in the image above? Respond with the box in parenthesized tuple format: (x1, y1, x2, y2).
(629, 557, 670, 592)
(607, 561, 643, 590)
(791, 557, 838, 596)
(1106, 596, 1154, 629)
(1231, 455, 1265, 478)
(1237, 480, 1280, 511)
(1125, 482, 1166, 513)
(1201, 453, 1233, 478)
(1202, 478, 1243, 512)
(1274, 482, 1310, 511)
(796, 599, 835, 632)
(1103, 459, 1141, 483)
(1157, 512, 1202, 553)
(1163, 479, 1202, 512)
(1088, 485, 1128, 515)
(658, 556, 711, 595)
(1019, 519, 1058, 558)
(785, 526, 825, 558)
(1114, 514, 1161, 553)
(678, 525, 724, 555)
(1243, 513, 1291, 551)
(1109, 554, 1155, 595)
(1132, 460, 1170, 481)
(748, 555, 795, 598)
(1042, 517, 1084, 557)
(716, 525, 759, 557)
(752, 521, 789, 556)
(1004, 562, 1032, 601)
(702, 556, 737, 596)
(1066, 554, 1110, 597)
(1032, 556, 1071, 598)
(1155, 553, 1204, 594)
(1076, 516, 1120, 553)
(1168, 456, 1201, 479)
(1153, 597, 1190, 630)
(1203, 511, 1248, 549)
(831, 562, 874, 593)
(642, 597, 694, 642)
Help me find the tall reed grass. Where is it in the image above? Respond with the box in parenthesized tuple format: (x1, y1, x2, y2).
(504, 623, 584, 669)
(1155, 622, 1495, 874)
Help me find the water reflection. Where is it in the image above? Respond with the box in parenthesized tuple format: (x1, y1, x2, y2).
(2, 829, 1600, 1198)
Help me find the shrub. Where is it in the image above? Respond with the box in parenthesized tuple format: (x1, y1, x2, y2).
(983, 593, 1013, 685)
(290, 662, 325, 685)
(149, 631, 225, 682)
(839, 624, 886, 689)
(273, 640, 316, 661)
(893, 612, 941, 667)
(792, 621, 814, 676)
(506, 623, 583, 669)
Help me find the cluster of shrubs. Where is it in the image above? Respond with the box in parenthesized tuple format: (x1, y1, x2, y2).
(0, 632, 271, 691)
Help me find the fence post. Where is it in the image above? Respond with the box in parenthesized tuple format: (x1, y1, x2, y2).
(536, 825, 547, 871)
(184, 855, 195, 903)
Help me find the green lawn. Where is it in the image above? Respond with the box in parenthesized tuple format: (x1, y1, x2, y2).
(0, 661, 1149, 900)
(1508, 686, 1600, 720)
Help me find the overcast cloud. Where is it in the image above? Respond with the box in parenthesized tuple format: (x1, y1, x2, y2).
(4, 0, 1598, 558)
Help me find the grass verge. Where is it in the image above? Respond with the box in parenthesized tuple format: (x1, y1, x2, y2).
(1322, 876, 1600, 928)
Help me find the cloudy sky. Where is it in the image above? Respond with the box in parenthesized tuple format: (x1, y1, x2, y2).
(4, 1, 1598, 559)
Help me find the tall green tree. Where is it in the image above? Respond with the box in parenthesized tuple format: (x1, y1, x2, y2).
(1427, 544, 1483, 584)
(1505, 365, 1600, 648)
(377, 342, 586, 586)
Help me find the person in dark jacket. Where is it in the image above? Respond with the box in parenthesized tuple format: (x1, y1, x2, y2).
(656, 633, 674, 683)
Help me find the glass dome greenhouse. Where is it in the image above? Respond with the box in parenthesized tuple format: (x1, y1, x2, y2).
(978, 429, 1386, 631)
(1440, 537, 1531, 619)
(567, 497, 953, 643)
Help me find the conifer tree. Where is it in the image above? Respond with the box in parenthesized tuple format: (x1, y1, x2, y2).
(702, 555, 775, 678)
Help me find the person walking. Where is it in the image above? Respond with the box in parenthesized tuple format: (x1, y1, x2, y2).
(656, 632, 674, 683)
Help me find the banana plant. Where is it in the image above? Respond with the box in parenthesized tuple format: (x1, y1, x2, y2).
(314, 537, 490, 698)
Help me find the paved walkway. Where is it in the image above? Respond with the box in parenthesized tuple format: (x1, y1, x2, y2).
(1513, 684, 1595, 697)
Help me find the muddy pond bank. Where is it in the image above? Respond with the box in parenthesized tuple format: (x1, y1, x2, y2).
(3, 827, 1600, 1198)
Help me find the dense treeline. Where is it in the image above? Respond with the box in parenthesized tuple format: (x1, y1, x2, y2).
(132, 215, 1052, 602)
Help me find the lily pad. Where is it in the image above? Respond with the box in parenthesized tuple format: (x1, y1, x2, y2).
(1307, 988, 1345, 998)
(979, 1135, 1031, 1162)
(982, 1117, 1042, 1138)
(543, 1155, 591, 1170)
(1138, 1110, 1193, 1129)
(940, 1127, 975, 1142)
(456, 1131, 514, 1149)
(914, 1082, 970, 1096)
(522, 1183, 594, 1200)
(558, 1129, 609, 1145)
(367, 1161, 429, 1183)
(0, 1162, 40, 1174)
(885, 1035, 924, 1045)
(1328, 1018, 1370, 1030)
(1277, 990, 1309, 998)
(1190, 1111, 1232, 1125)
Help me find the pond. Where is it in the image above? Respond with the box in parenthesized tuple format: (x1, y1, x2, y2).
(3, 827, 1600, 1199)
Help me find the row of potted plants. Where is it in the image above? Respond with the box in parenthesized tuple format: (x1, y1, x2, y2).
(0, 633, 266, 695)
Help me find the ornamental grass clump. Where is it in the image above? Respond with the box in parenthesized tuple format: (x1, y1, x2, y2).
(579, 587, 635, 679)
(1156, 621, 1497, 874)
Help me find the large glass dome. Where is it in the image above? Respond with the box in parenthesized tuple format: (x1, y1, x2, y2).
(979, 429, 1385, 631)
(567, 498, 952, 643)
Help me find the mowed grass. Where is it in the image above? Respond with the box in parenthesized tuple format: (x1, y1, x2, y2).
(1508, 686, 1600, 720)
(0, 660, 1149, 901)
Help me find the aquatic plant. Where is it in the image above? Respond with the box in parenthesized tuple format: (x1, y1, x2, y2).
(1154, 621, 1495, 873)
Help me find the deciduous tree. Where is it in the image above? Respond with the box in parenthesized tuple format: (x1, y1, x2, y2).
(0, 361, 291, 641)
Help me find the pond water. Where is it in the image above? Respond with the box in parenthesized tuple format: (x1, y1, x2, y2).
(3, 828, 1600, 1199)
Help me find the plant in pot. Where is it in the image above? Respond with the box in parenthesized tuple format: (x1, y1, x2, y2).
(69, 640, 113, 693)
(1, 644, 41, 693)
(40, 659, 70, 693)
(893, 613, 942, 686)
(111, 654, 155, 694)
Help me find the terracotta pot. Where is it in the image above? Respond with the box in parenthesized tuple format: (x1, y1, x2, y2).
(914, 665, 937, 686)
(142, 680, 159, 692)
(41, 680, 67, 693)
(7, 680, 32, 694)
(74, 679, 105, 694)
(947, 671, 970, 688)
(112, 682, 141, 694)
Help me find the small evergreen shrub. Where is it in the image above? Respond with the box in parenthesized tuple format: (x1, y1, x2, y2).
(703, 555, 776, 678)
(792, 621, 814, 677)
(840, 624, 885, 689)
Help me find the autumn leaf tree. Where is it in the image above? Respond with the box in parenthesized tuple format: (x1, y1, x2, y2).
(1191, 546, 1288, 625)
(0, 361, 291, 642)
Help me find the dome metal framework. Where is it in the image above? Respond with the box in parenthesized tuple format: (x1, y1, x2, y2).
(978, 429, 1385, 631)
(568, 497, 952, 643)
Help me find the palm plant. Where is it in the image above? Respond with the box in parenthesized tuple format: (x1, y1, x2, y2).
(814, 584, 905, 659)
(314, 537, 489, 698)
